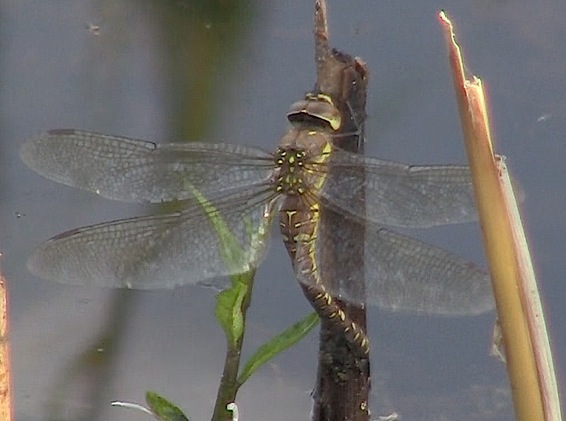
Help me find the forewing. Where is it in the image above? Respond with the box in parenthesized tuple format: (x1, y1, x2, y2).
(320, 148, 477, 228)
(20, 129, 274, 203)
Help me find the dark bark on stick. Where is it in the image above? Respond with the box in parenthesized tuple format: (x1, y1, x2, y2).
(310, 1, 371, 420)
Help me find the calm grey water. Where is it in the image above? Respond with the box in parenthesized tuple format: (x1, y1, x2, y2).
(1, 1, 564, 420)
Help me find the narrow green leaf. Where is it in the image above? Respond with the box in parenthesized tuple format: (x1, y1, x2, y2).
(188, 185, 251, 346)
(146, 391, 190, 421)
(237, 312, 319, 386)
(189, 184, 274, 347)
(215, 280, 248, 345)
(189, 187, 246, 272)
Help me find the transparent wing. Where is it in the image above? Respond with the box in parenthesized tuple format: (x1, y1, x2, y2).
(363, 226, 493, 315)
(297, 218, 494, 316)
(319, 148, 477, 228)
(27, 188, 281, 289)
(20, 129, 274, 203)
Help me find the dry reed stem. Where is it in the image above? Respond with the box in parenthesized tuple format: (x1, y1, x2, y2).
(439, 11, 562, 421)
(0, 256, 12, 420)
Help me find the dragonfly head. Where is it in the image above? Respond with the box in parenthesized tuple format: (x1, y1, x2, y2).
(287, 93, 342, 131)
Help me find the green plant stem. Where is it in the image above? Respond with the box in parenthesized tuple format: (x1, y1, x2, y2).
(211, 271, 255, 421)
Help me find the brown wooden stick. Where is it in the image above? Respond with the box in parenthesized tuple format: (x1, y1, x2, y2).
(310, 1, 371, 420)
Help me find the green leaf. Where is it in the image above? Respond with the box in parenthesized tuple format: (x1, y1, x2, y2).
(188, 185, 251, 345)
(189, 187, 247, 272)
(189, 184, 275, 348)
(146, 391, 190, 421)
(237, 312, 319, 386)
(215, 281, 248, 345)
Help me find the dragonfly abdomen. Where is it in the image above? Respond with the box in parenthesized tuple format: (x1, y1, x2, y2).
(280, 194, 370, 357)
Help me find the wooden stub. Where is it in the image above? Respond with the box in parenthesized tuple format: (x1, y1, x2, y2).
(310, 1, 370, 420)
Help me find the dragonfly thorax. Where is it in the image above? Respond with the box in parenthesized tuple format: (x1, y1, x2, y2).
(275, 127, 332, 196)
(274, 147, 307, 196)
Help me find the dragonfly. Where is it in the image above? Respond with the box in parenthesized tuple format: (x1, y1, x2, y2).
(21, 93, 494, 355)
